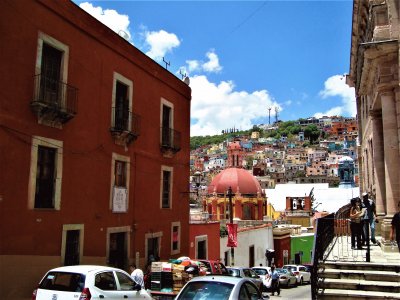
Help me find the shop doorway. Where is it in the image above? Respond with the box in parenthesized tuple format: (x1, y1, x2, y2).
(109, 232, 127, 269)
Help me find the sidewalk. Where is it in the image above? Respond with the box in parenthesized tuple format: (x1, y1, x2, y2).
(326, 235, 400, 264)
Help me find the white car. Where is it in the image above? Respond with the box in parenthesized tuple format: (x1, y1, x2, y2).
(175, 275, 269, 300)
(32, 265, 152, 300)
(227, 266, 264, 292)
(282, 264, 311, 285)
(251, 266, 272, 291)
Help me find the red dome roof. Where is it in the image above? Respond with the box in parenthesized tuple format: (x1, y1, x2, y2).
(208, 168, 262, 195)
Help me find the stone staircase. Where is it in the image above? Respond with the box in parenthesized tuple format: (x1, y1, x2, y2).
(316, 260, 400, 299)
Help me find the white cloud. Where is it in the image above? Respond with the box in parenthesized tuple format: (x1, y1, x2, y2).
(185, 50, 222, 75)
(202, 51, 222, 73)
(190, 75, 279, 136)
(145, 30, 180, 60)
(79, 2, 131, 39)
(186, 60, 201, 72)
(314, 75, 356, 118)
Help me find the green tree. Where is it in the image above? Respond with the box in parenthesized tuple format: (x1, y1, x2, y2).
(304, 125, 320, 144)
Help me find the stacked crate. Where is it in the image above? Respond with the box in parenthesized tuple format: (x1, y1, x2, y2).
(172, 264, 191, 292)
(150, 262, 162, 291)
(151, 262, 174, 292)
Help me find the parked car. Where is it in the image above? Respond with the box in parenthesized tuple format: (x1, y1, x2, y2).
(226, 266, 263, 292)
(32, 265, 152, 300)
(251, 266, 272, 291)
(303, 263, 313, 274)
(275, 268, 297, 287)
(282, 264, 311, 285)
(175, 275, 269, 300)
(197, 259, 229, 275)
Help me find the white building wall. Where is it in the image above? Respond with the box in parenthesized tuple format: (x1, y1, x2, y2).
(220, 226, 273, 267)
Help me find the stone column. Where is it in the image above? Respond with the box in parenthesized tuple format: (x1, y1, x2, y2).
(381, 91, 400, 216)
(380, 90, 400, 248)
(369, 110, 386, 216)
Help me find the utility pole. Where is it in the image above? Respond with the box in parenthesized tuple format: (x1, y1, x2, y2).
(227, 186, 235, 266)
(268, 107, 272, 124)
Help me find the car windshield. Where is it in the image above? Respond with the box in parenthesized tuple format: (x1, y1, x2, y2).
(283, 266, 296, 272)
(253, 268, 268, 275)
(177, 281, 234, 300)
(219, 263, 229, 275)
(228, 268, 240, 277)
(39, 272, 85, 292)
(201, 261, 211, 272)
(276, 269, 288, 275)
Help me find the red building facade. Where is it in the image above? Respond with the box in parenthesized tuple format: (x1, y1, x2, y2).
(0, 1, 191, 299)
(189, 222, 221, 261)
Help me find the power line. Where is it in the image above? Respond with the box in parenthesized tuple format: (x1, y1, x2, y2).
(229, 1, 268, 35)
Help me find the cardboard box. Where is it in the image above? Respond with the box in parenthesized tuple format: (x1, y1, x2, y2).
(162, 262, 172, 272)
(151, 262, 163, 272)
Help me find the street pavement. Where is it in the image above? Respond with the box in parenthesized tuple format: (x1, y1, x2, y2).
(266, 283, 311, 300)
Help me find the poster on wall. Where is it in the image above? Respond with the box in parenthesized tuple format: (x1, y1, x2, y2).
(113, 187, 127, 212)
(226, 223, 238, 247)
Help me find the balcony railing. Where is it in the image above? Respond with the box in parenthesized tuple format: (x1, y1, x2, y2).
(110, 107, 140, 144)
(160, 127, 181, 153)
(30, 74, 78, 123)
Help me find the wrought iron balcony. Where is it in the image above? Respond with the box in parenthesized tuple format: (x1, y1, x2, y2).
(160, 127, 181, 153)
(110, 107, 140, 144)
(30, 74, 78, 124)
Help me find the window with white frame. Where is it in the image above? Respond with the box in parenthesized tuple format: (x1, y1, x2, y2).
(110, 153, 130, 212)
(111, 73, 132, 131)
(160, 98, 174, 147)
(28, 136, 63, 210)
(160, 165, 173, 209)
(171, 222, 181, 255)
(35, 32, 69, 111)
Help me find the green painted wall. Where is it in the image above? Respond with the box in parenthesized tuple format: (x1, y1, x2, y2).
(290, 234, 314, 264)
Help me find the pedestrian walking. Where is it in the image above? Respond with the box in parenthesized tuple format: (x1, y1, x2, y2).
(270, 265, 280, 296)
(390, 201, 400, 252)
(349, 198, 363, 250)
(129, 264, 145, 288)
(362, 192, 377, 245)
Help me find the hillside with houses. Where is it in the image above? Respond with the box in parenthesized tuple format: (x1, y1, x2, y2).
(190, 116, 359, 190)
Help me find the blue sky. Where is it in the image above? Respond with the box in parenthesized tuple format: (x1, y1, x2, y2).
(74, 0, 356, 136)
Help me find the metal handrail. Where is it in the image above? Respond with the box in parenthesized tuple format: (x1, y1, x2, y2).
(311, 202, 372, 299)
(311, 213, 334, 299)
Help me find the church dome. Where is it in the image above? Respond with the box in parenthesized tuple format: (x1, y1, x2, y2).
(338, 156, 353, 163)
(208, 168, 262, 195)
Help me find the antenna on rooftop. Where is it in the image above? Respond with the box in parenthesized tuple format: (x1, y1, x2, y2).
(162, 57, 170, 70)
(179, 69, 187, 80)
(268, 107, 272, 124)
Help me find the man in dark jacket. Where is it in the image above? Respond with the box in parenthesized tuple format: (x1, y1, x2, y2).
(390, 202, 400, 251)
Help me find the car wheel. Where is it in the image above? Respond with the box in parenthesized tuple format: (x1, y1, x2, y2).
(300, 278, 303, 285)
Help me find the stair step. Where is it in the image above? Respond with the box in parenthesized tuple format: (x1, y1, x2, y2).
(321, 261, 400, 273)
(319, 269, 400, 282)
(319, 278, 400, 293)
(317, 288, 400, 299)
